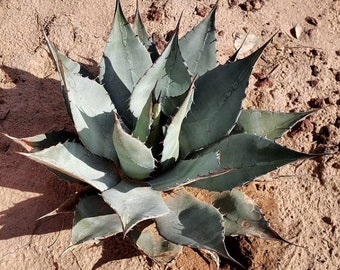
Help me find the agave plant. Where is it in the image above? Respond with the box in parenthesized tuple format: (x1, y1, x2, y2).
(8, 1, 314, 268)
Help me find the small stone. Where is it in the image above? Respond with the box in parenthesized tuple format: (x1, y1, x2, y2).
(305, 16, 318, 26)
(321, 217, 333, 225)
(310, 49, 318, 56)
(147, 3, 162, 21)
(336, 50, 340, 56)
(228, 0, 238, 7)
(308, 98, 324, 108)
(195, 6, 209, 17)
(239, 2, 252, 11)
(291, 24, 303, 39)
(0, 109, 9, 120)
(252, 0, 262, 10)
(335, 72, 340, 82)
(335, 117, 340, 128)
(310, 65, 320, 76)
(307, 80, 319, 87)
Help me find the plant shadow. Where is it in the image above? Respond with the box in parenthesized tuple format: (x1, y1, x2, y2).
(0, 66, 142, 265)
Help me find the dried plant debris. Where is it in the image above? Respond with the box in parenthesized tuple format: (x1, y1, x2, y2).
(239, 0, 265, 11)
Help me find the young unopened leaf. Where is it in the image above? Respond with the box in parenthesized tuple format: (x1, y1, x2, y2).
(99, 0, 152, 128)
(133, 4, 159, 62)
(113, 114, 155, 180)
(146, 100, 164, 158)
(130, 24, 191, 118)
(161, 83, 195, 164)
(133, 94, 153, 143)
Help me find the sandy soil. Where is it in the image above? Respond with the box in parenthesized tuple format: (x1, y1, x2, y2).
(0, 0, 339, 269)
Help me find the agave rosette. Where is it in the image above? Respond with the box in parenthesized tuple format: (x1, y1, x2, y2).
(8, 1, 313, 267)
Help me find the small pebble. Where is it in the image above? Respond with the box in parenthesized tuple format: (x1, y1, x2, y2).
(335, 72, 340, 82)
(305, 16, 318, 26)
(310, 65, 320, 76)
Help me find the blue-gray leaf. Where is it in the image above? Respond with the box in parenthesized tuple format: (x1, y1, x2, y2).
(21, 142, 120, 191)
(102, 181, 169, 234)
(71, 195, 123, 245)
(179, 5, 217, 75)
(191, 133, 310, 191)
(179, 40, 271, 158)
(99, 0, 152, 128)
(214, 189, 287, 241)
(155, 190, 240, 265)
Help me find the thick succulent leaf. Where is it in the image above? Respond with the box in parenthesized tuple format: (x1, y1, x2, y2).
(44, 32, 93, 118)
(130, 24, 191, 118)
(133, 94, 152, 143)
(179, 40, 271, 158)
(71, 195, 123, 246)
(58, 56, 118, 162)
(161, 83, 195, 164)
(44, 31, 93, 78)
(5, 130, 78, 152)
(21, 142, 120, 192)
(102, 181, 170, 234)
(190, 133, 310, 191)
(129, 223, 182, 266)
(214, 189, 286, 241)
(161, 91, 187, 118)
(113, 114, 155, 180)
(150, 152, 233, 191)
(133, 4, 159, 62)
(179, 5, 217, 75)
(233, 110, 312, 139)
(155, 190, 239, 264)
(146, 100, 164, 158)
(99, 0, 152, 128)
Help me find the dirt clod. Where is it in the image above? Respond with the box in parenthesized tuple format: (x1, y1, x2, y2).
(310, 49, 319, 56)
(335, 117, 340, 128)
(310, 65, 320, 76)
(195, 6, 209, 17)
(307, 79, 319, 87)
(239, 0, 265, 12)
(308, 98, 324, 108)
(322, 217, 333, 225)
(147, 3, 162, 21)
(313, 126, 331, 144)
(228, 0, 239, 8)
(335, 72, 340, 82)
(151, 32, 166, 52)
